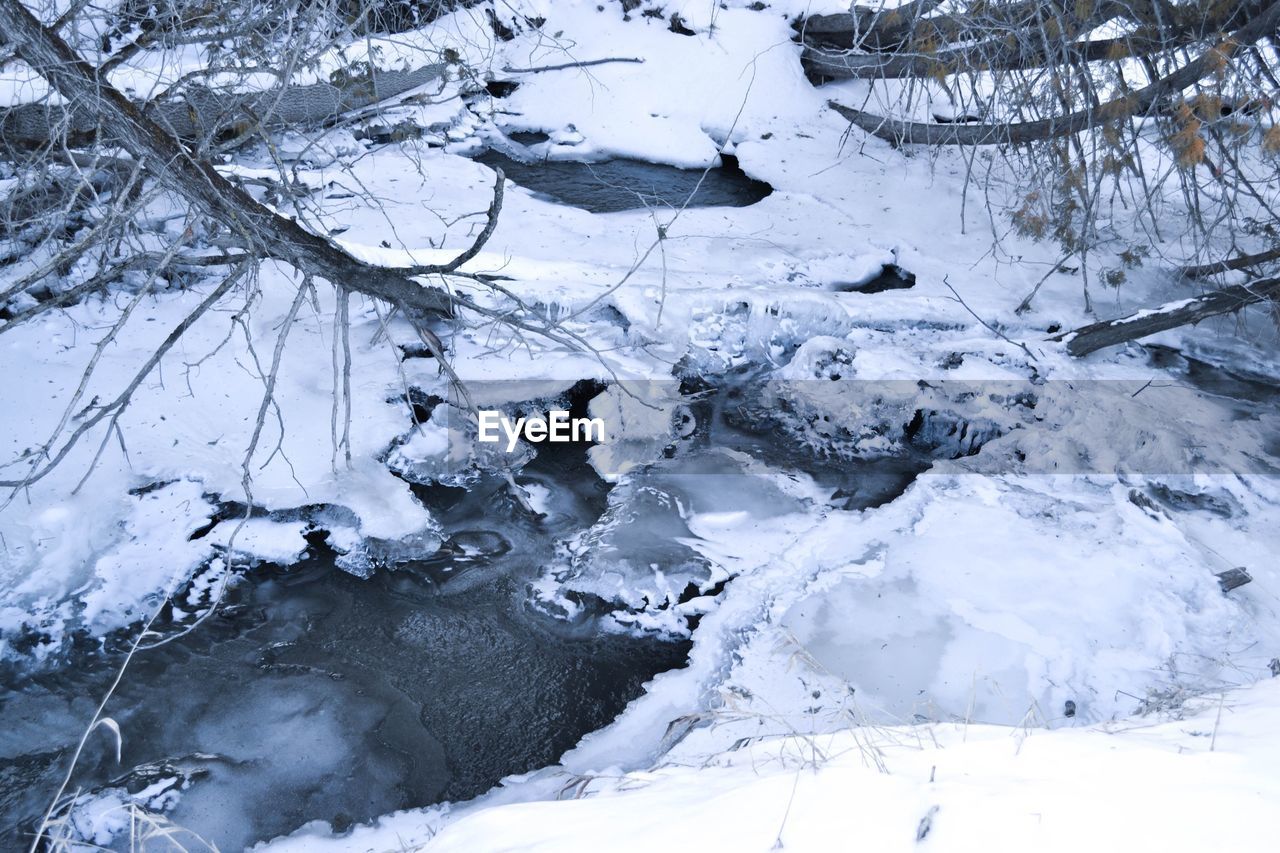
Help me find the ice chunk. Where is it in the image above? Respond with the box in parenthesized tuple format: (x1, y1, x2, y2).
(333, 524, 445, 578)
(387, 404, 535, 488)
(542, 449, 815, 633)
(586, 381, 684, 482)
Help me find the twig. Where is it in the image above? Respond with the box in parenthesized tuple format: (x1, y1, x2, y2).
(501, 57, 644, 74)
(404, 168, 504, 275)
(943, 276, 1039, 362)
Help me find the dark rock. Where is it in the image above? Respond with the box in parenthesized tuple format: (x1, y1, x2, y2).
(1216, 567, 1253, 593)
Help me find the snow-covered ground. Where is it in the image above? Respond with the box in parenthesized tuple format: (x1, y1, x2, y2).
(268, 678, 1280, 853)
(3, 1, 1280, 849)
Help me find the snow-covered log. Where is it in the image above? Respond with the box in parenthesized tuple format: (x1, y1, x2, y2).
(1059, 277, 1280, 356)
(0, 63, 446, 148)
(799, 0, 1264, 53)
(803, 34, 1166, 80)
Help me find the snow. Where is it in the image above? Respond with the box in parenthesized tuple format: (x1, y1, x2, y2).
(780, 473, 1280, 725)
(480, 3, 819, 168)
(0, 480, 216, 647)
(5, 0, 1280, 849)
(205, 518, 311, 563)
(0, 270, 441, 653)
(408, 678, 1280, 853)
(1119, 298, 1197, 322)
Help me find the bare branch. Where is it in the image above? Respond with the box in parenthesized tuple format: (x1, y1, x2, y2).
(828, 4, 1280, 146)
(502, 57, 644, 74)
(0, 0, 456, 317)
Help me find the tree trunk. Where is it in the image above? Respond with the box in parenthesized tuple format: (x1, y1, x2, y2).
(0, 63, 446, 148)
(801, 0, 1020, 51)
(1059, 277, 1280, 356)
(0, 0, 457, 318)
(800, 1, 1263, 51)
(804, 33, 1171, 80)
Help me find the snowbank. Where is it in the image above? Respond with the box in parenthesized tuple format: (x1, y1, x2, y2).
(415, 678, 1280, 853)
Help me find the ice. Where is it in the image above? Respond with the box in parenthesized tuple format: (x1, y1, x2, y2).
(332, 525, 446, 578)
(586, 381, 685, 481)
(386, 404, 536, 488)
(777, 472, 1280, 725)
(542, 448, 819, 634)
(6, 0, 1280, 847)
(548, 469, 713, 627)
(1, 481, 217, 647)
(522, 482, 552, 516)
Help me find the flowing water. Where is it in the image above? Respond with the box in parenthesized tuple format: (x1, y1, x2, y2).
(26, 156, 1275, 851)
(4, 115, 1277, 850)
(0, 364, 939, 850)
(0, 157, 780, 851)
(473, 150, 773, 213)
(7, 341, 1275, 849)
(0, 438, 689, 851)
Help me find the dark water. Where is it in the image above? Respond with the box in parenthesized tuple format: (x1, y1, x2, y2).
(9, 353, 1268, 849)
(832, 263, 917, 294)
(1146, 345, 1280, 411)
(474, 150, 773, 213)
(0, 372, 949, 852)
(0, 443, 689, 851)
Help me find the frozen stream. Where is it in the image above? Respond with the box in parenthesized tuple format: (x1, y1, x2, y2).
(0, 435, 691, 850)
(0, 155, 778, 851)
(7, 141, 1274, 849)
(4, 343, 1278, 849)
(4, 347, 1277, 847)
(0, 370, 926, 851)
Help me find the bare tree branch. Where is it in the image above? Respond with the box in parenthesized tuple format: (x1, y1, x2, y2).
(827, 3, 1280, 145)
(0, 262, 249, 489)
(0, 63, 447, 148)
(0, 0, 460, 317)
(1180, 246, 1280, 278)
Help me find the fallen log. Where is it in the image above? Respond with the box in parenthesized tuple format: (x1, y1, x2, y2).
(1057, 277, 1280, 356)
(827, 2, 1280, 146)
(0, 0, 467, 319)
(803, 32, 1172, 80)
(0, 62, 446, 148)
(799, 1, 953, 51)
(801, 1, 1124, 52)
(799, 0, 1263, 52)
